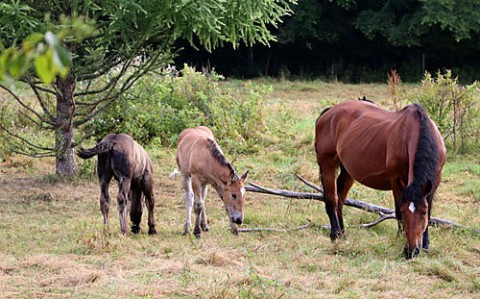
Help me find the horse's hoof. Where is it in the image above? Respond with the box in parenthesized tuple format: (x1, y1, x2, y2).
(194, 233, 202, 239)
(148, 227, 157, 235)
(201, 226, 209, 232)
(404, 247, 421, 259)
(182, 231, 190, 236)
(193, 227, 201, 236)
(131, 225, 140, 234)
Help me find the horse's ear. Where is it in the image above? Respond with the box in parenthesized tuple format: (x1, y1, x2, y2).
(240, 170, 249, 182)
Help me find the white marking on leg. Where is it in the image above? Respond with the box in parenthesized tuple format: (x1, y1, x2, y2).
(409, 201, 416, 213)
(183, 176, 193, 232)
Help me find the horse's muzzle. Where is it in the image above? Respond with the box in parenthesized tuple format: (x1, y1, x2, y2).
(403, 246, 421, 259)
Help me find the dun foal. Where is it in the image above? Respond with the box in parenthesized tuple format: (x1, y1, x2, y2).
(176, 126, 248, 237)
(78, 134, 156, 235)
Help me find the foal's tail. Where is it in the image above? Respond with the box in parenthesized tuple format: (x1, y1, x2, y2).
(77, 141, 113, 159)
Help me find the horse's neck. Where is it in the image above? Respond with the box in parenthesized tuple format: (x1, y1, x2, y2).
(208, 165, 232, 197)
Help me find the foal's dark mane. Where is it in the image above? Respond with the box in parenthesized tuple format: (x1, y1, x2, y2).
(401, 104, 439, 203)
(207, 139, 237, 178)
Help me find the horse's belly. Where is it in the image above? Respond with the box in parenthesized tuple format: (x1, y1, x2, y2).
(354, 174, 392, 190)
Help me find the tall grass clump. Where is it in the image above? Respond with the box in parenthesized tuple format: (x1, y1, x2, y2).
(409, 70, 480, 154)
(85, 65, 269, 154)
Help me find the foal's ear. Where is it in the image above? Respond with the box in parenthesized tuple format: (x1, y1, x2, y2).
(240, 170, 249, 182)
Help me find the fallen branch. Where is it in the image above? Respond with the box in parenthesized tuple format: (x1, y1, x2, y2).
(245, 175, 465, 229)
(238, 221, 321, 233)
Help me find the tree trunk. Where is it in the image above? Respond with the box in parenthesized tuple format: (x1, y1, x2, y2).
(55, 73, 77, 176)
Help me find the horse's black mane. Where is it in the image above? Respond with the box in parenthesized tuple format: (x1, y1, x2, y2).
(358, 96, 374, 103)
(207, 139, 238, 178)
(401, 104, 439, 203)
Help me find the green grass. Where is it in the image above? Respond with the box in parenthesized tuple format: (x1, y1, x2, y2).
(1, 79, 480, 298)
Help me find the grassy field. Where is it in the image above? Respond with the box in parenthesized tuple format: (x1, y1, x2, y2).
(1, 80, 479, 298)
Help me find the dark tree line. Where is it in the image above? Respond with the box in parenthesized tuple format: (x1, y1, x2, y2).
(175, 0, 480, 82)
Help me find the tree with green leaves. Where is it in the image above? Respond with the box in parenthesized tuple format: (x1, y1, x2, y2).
(0, 0, 295, 176)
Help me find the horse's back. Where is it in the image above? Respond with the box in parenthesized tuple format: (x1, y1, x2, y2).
(315, 101, 422, 189)
(177, 126, 215, 176)
(101, 134, 151, 179)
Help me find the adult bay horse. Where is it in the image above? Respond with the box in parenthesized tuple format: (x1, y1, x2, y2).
(176, 126, 248, 237)
(78, 134, 157, 235)
(314, 100, 446, 258)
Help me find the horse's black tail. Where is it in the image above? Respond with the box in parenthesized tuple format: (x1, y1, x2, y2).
(77, 141, 113, 159)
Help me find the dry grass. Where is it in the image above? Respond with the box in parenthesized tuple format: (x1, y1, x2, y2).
(1, 80, 479, 298)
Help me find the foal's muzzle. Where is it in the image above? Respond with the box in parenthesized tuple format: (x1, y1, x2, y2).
(231, 217, 243, 225)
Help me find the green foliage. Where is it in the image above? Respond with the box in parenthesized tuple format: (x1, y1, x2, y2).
(411, 70, 480, 154)
(0, 14, 94, 84)
(85, 65, 269, 154)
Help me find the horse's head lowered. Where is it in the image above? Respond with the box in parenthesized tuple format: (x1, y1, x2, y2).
(222, 171, 249, 226)
(400, 181, 433, 259)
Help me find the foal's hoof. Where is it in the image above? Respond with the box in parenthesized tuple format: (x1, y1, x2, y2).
(148, 227, 157, 235)
(193, 227, 201, 237)
(131, 225, 140, 234)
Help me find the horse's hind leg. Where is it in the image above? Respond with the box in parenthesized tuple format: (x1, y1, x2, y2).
(191, 176, 204, 237)
(129, 183, 143, 234)
(98, 156, 112, 231)
(182, 175, 194, 235)
(117, 177, 132, 234)
(319, 159, 342, 240)
(200, 185, 209, 231)
(142, 172, 157, 235)
(100, 181, 111, 230)
(336, 164, 354, 235)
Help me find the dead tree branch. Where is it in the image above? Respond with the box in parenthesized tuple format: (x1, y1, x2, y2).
(245, 175, 465, 229)
(238, 221, 320, 233)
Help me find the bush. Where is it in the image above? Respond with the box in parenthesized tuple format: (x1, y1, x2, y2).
(84, 65, 269, 154)
(411, 70, 480, 154)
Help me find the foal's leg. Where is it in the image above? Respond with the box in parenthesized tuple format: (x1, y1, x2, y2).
(182, 175, 194, 235)
(98, 156, 112, 231)
(142, 172, 157, 235)
(117, 177, 132, 234)
(99, 180, 111, 230)
(129, 183, 143, 234)
(319, 160, 342, 240)
(336, 165, 354, 235)
(200, 185, 209, 231)
(191, 176, 204, 237)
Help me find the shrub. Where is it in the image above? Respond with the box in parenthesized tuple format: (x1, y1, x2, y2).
(411, 70, 480, 154)
(84, 65, 269, 154)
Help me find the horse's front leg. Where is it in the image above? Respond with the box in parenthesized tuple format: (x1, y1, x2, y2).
(392, 178, 405, 236)
(141, 171, 156, 235)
